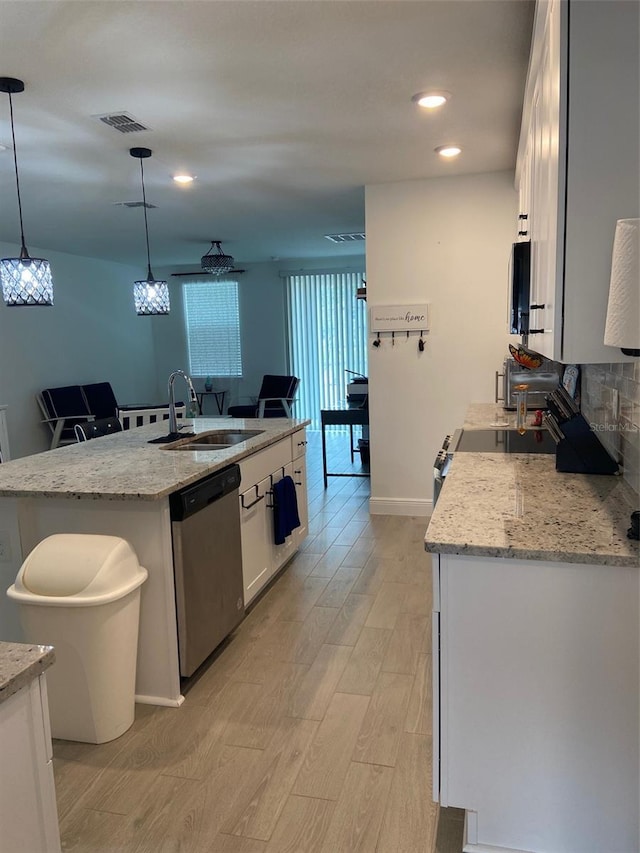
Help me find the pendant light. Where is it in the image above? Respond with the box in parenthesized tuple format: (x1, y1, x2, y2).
(200, 240, 235, 275)
(130, 147, 170, 315)
(0, 77, 53, 306)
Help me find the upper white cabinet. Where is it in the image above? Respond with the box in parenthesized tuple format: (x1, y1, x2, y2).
(516, 0, 639, 364)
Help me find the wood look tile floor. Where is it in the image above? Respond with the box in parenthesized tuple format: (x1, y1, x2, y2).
(53, 430, 438, 852)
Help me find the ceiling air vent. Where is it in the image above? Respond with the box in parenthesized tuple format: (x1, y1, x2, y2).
(94, 112, 150, 134)
(113, 201, 157, 209)
(325, 232, 366, 243)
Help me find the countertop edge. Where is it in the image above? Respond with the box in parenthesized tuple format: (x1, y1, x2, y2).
(0, 418, 312, 501)
(0, 642, 55, 706)
(424, 540, 640, 568)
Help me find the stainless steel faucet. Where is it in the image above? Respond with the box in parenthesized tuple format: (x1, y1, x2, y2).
(168, 370, 197, 434)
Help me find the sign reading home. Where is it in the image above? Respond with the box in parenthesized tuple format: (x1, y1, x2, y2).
(369, 304, 430, 332)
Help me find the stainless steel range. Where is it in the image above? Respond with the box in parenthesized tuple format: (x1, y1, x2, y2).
(433, 428, 557, 506)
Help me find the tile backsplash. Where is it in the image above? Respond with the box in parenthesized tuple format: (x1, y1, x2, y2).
(581, 362, 640, 496)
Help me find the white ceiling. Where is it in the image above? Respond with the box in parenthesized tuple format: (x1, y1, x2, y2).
(0, 0, 534, 270)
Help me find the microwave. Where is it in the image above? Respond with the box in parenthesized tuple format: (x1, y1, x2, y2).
(509, 241, 531, 335)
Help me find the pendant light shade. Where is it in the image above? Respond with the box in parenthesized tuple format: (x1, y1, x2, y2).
(130, 147, 170, 316)
(201, 240, 235, 275)
(0, 77, 53, 306)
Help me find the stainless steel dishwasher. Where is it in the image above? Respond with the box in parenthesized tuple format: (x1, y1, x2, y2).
(170, 464, 244, 677)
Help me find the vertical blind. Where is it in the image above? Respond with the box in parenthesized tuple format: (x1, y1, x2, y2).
(286, 271, 367, 429)
(183, 280, 242, 377)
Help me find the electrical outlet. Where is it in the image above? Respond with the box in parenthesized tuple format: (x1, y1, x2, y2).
(0, 531, 12, 562)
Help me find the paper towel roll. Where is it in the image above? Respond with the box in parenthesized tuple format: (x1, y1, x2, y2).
(604, 218, 640, 349)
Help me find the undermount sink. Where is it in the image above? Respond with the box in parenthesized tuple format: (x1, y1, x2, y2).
(161, 429, 264, 452)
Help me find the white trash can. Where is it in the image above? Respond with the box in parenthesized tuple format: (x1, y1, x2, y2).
(7, 533, 148, 744)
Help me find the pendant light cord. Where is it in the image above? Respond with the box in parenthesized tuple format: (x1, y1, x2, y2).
(139, 158, 153, 280)
(7, 90, 28, 257)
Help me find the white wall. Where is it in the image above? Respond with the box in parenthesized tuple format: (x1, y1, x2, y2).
(365, 171, 518, 515)
(0, 242, 161, 458)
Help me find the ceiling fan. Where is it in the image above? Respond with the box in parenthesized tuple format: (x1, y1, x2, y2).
(171, 240, 245, 277)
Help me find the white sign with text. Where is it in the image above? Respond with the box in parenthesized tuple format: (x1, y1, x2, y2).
(369, 304, 430, 332)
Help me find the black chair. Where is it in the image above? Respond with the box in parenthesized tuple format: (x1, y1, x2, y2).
(37, 386, 94, 449)
(228, 375, 299, 418)
(74, 417, 123, 442)
(82, 382, 119, 419)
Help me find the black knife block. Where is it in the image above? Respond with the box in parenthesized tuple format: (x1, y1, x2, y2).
(555, 413, 619, 475)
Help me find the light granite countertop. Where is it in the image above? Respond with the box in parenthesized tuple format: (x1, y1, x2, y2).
(0, 641, 55, 705)
(426, 442, 639, 568)
(427, 402, 638, 567)
(0, 417, 310, 501)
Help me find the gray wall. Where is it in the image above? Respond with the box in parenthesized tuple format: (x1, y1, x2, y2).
(0, 241, 162, 458)
(0, 245, 366, 459)
(154, 254, 364, 411)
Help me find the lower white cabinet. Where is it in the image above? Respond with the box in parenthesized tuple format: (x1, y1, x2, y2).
(0, 675, 61, 853)
(239, 429, 308, 605)
(292, 451, 308, 545)
(433, 552, 639, 853)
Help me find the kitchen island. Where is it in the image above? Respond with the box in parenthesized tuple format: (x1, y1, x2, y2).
(425, 409, 639, 853)
(0, 417, 309, 706)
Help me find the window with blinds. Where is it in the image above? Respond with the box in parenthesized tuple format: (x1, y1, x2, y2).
(286, 271, 367, 429)
(183, 280, 242, 377)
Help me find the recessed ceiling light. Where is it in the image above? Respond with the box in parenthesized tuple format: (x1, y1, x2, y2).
(435, 145, 461, 159)
(173, 174, 195, 184)
(412, 91, 449, 109)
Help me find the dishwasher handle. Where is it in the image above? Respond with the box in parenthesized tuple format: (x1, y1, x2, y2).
(170, 463, 241, 520)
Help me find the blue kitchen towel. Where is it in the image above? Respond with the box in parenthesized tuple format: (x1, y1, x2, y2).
(273, 475, 301, 545)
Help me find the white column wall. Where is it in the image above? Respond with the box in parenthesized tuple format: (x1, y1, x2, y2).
(365, 171, 518, 515)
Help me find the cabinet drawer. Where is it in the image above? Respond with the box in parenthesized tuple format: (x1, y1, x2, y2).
(291, 429, 307, 460)
(239, 439, 292, 488)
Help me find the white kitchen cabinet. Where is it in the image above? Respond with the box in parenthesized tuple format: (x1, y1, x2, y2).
(291, 432, 308, 546)
(239, 474, 274, 602)
(239, 429, 308, 605)
(432, 552, 639, 853)
(516, 0, 639, 363)
(0, 675, 61, 853)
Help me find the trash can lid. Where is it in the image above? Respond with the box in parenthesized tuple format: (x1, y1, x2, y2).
(18, 534, 145, 598)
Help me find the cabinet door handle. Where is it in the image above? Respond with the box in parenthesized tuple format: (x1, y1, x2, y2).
(529, 328, 545, 335)
(518, 230, 528, 236)
(518, 213, 529, 220)
(530, 304, 546, 310)
(241, 485, 265, 510)
(297, 440, 308, 447)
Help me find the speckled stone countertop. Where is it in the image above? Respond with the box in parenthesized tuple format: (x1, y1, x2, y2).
(0, 641, 55, 705)
(0, 417, 309, 501)
(464, 402, 543, 431)
(426, 451, 639, 567)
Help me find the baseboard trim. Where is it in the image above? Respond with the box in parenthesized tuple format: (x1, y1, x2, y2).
(368, 497, 432, 516)
(135, 693, 185, 708)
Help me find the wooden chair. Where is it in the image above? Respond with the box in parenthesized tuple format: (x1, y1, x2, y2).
(228, 375, 299, 418)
